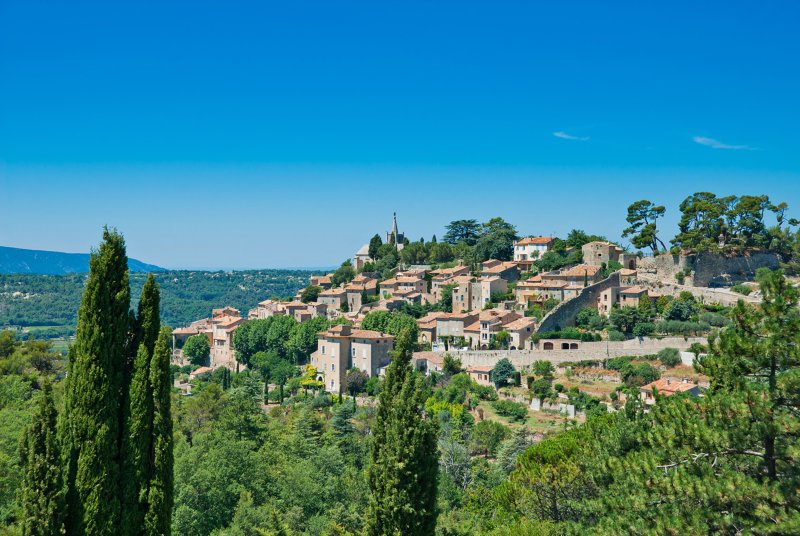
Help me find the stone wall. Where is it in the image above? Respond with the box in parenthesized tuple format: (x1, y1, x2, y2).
(416, 336, 705, 370)
(692, 252, 779, 287)
(637, 252, 779, 288)
(536, 272, 620, 333)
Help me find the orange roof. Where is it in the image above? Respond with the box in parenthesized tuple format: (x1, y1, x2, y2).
(318, 324, 394, 340)
(560, 264, 602, 277)
(619, 268, 637, 275)
(516, 236, 555, 246)
(620, 286, 648, 295)
(641, 378, 698, 395)
(503, 317, 537, 331)
(468, 365, 494, 373)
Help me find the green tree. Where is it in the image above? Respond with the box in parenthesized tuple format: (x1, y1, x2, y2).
(609, 306, 642, 334)
(143, 328, 174, 535)
(331, 260, 356, 287)
(17, 380, 65, 536)
(344, 368, 368, 396)
(494, 330, 511, 349)
(182, 334, 210, 366)
(61, 228, 131, 535)
(473, 217, 519, 261)
(700, 268, 800, 481)
(300, 285, 323, 303)
(532, 360, 555, 379)
(622, 200, 667, 254)
(499, 431, 592, 523)
(443, 219, 481, 246)
(366, 328, 439, 535)
(288, 316, 329, 364)
(492, 358, 515, 387)
(368, 234, 383, 259)
(671, 192, 730, 252)
(470, 419, 510, 457)
(234, 316, 298, 365)
(121, 276, 161, 536)
(657, 347, 681, 367)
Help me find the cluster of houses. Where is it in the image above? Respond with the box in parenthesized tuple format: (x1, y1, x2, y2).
(171, 214, 667, 393)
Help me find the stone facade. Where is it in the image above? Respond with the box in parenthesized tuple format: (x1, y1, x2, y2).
(637, 252, 779, 288)
(537, 272, 621, 332)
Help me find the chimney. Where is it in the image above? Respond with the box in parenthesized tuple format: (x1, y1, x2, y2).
(665, 379, 670, 386)
(682, 377, 688, 384)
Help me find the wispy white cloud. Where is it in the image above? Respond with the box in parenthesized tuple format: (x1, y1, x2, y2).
(553, 131, 589, 141)
(692, 136, 754, 150)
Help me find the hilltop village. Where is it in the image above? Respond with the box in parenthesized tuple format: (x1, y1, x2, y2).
(170, 205, 785, 412)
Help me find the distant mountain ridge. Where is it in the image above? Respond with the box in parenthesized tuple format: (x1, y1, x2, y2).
(0, 246, 165, 274)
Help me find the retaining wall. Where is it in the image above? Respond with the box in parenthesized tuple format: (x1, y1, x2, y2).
(637, 252, 779, 287)
(416, 336, 705, 369)
(536, 272, 620, 333)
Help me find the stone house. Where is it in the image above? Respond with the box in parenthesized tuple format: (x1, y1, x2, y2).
(430, 266, 471, 302)
(319, 287, 348, 311)
(171, 318, 213, 364)
(639, 377, 702, 405)
(467, 365, 494, 386)
(582, 241, 637, 269)
(416, 312, 447, 346)
(452, 276, 508, 313)
(311, 324, 394, 393)
(502, 316, 538, 350)
(464, 309, 522, 349)
(435, 312, 479, 347)
(310, 274, 334, 289)
(210, 309, 245, 370)
(481, 261, 520, 282)
(513, 236, 555, 262)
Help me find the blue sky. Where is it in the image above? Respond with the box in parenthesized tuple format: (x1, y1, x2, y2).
(1, 1, 798, 269)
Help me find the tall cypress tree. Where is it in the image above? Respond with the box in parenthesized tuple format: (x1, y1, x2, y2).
(18, 380, 65, 536)
(121, 275, 160, 535)
(61, 228, 131, 535)
(144, 327, 174, 535)
(366, 328, 439, 536)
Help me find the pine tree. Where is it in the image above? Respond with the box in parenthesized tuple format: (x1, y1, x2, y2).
(61, 228, 131, 535)
(17, 380, 65, 536)
(144, 327, 174, 535)
(121, 275, 161, 535)
(366, 328, 439, 536)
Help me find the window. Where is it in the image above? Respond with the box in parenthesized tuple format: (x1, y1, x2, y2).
(331, 363, 335, 371)
(322, 346, 325, 354)
(352, 347, 356, 357)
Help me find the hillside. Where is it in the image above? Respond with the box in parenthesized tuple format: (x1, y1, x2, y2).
(0, 245, 165, 274)
(0, 269, 319, 336)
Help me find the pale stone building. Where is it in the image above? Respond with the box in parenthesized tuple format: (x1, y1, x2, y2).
(311, 324, 394, 393)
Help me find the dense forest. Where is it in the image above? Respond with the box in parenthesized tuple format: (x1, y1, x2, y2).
(2, 226, 798, 534)
(0, 270, 319, 336)
(2, 266, 799, 534)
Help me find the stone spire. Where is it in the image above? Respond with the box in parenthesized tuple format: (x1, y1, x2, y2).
(391, 212, 398, 238)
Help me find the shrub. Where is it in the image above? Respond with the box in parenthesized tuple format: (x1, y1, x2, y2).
(632, 322, 655, 338)
(665, 299, 696, 321)
(605, 355, 635, 371)
(608, 330, 626, 342)
(699, 312, 730, 327)
(657, 347, 681, 367)
(492, 399, 529, 422)
(730, 284, 752, 296)
(364, 377, 381, 396)
(472, 384, 498, 401)
(311, 393, 333, 408)
(621, 362, 661, 386)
